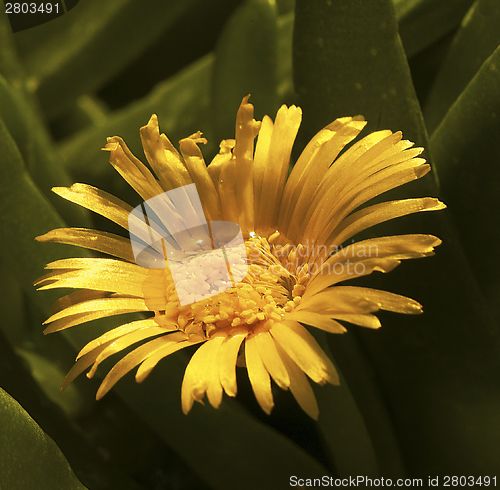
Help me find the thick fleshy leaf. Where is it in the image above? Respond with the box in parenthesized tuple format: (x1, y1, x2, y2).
(0, 330, 143, 490)
(0, 76, 30, 159)
(326, 332, 405, 476)
(425, 0, 500, 132)
(294, 0, 500, 474)
(431, 47, 500, 320)
(277, 13, 294, 101)
(14, 0, 204, 117)
(16, 348, 84, 418)
(394, 0, 473, 58)
(0, 119, 77, 309)
(313, 335, 383, 476)
(0, 388, 85, 489)
(0, 75, 90, 226)
(0, 10, 22, 80)
(53, 95, 109, 140)
(294, 0, 427, 149)
(60, 56, 213, 184)
(212, 0, 279, 139)
(60, 13, 294, 187)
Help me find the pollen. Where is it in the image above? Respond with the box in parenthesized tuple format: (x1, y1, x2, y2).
(161, 232, 311, 339)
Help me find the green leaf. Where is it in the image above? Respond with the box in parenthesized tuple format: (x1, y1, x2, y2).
(0, 387, 86, 490)
(0, 10, 22, 81)
(431, 46, 500, 319)
(212, 0, 279, 139)
(317, 374, 378, 475)
(0, 76, 91, 226)
(14, 0, 204, 118)
(0, 13, 85, 223)
(277, 0, 295, 14)
(294, 0, 500, 474)
(325, 333, 405, 476)
(52, 96, 110, 140)
(59, 56, 213, 186)
(294, 0, 428, 149)
(277, 13, 294, 101)
(0, 118, 75, 312)
(0, 265, 26, 345)
(394, 0, 473, 58)
(0, 264, 89, 418)
(425, 0, 500, 132)
(16, 348, 84, 418)
(314, 335, 383, 476)
(1, 110, 327, 490)
(0, 330, 143, 490)
(0, 76, 33, 164)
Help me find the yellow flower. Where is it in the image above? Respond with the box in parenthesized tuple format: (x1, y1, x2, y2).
(35, 97, 444, 419)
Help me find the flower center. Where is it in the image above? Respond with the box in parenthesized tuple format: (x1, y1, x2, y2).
(153, 232, 312, 339)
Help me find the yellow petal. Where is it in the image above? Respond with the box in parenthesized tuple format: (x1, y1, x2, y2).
(96, 336, 179, 399)
(253, 115, 274, 232)
(179, 134, 222, 221)
(52, 184, 163, 244)
(332, 286, 423, 314)
(331, 313, 381, 329)
(87, 327, 170, 379)
(309, 162, 430, 244)
(297, 289, 377, 314)
(52, 184, 133, 229)
(307, 234, 442, 297)
(139, 114, 192, 190)
(181, 337, 224, 414)
(38, 260, 168, 303)
(77, 318, 176, 359)
(276, 344, 319, 420)
(218, 332, 247, 397)
(299, 132, 406, 243)
(208, 139, 234, 189)
(233, 96, 260, 232)
(43, 297, 149, 324)
(36, 228, 135, 262)
(285, 311, 347, 334)
(330, 198, 446, 246)
(255, 105, 302, 231)
(270, 321, 338, 385)
(245, 334, 274, 414)
(38, 268, 146, 297)
(205, 336, 227, 409)
(51, 289, 109, 310)
(217, 153, 240, 223)
(283, 117, 366, 241)
(281, 117, 365, 227)
(253, 331, 290, 389)
(306, 257, 401, 297)
(103, 135, 164, 200)
(62, 341, 115, 389)
(136, 337, 198, 383)
(43, 309, 133, 334)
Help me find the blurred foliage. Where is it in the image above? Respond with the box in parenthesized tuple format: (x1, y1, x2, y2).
(0, 387, 85, 490)
(0, 0, 499, 488)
